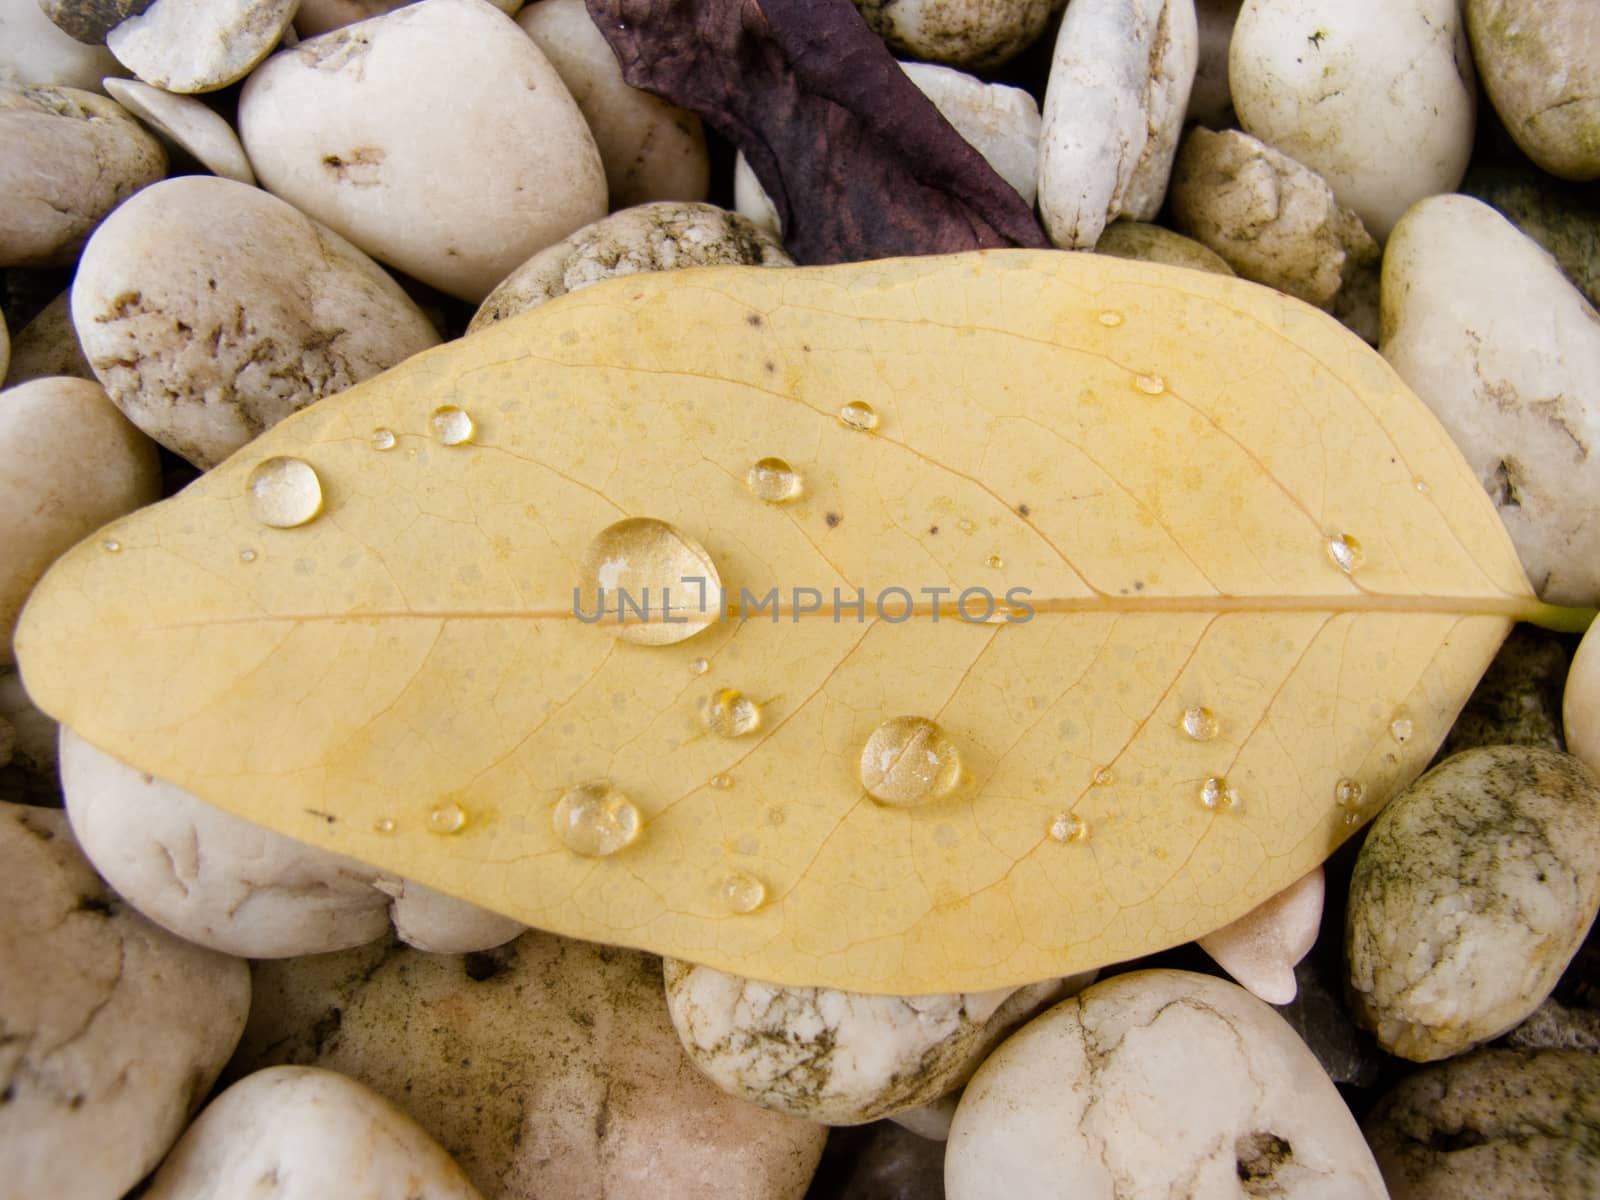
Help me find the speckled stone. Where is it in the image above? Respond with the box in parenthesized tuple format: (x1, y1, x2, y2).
(1093, 219, 1234, 276)
(1364, 1049, 1600, 1198)
(853, 0, 1058, 70)
(39, 0, 156, 44)
(231, 932, 826, 1199)
(1346, 746, 1600, 1061)
(1504, 997, 1600, 1053)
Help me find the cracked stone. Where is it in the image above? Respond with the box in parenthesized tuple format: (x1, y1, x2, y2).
(0, 801, 250, 1199)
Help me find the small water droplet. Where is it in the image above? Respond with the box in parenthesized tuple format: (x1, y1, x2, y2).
(1134, 373, 1166, 395)
(1390, 716, 1414, 744)
(247, 456, 323, 528)
(553, 780, 642, 857)
(859, 716, 962, 807)
(1181, 705, 1220, 741)
(1200, 776, 1240, 812)
(1049, 811, 1089, 843)
(689, 657, 710, 676)
(578, 517, 722, 645)
(1343, 811, 1360, 826)
(430, 405, 474, 446)
(747, 456, 802, 503)
(1414, 478, 1430, 494)
(238, 548, 257, 563)
(1092, 766, 1113, 786)
(839, 400, 878, 432)
(701, 688, 761, 738)
(373, 817, 396, 834)
(371, 427, 397, 451)
(1098, 310, 1124, 327)
(985, 553, 1004, 569)
(427, 801, 467, 835)
(1327, 533, 1365, 574)
(102, 539, 121, 553)
(720, 871, 766, 914)
(957, 518, 976, 533)
(710, 773, 734, 790)
(1334, 777, 1366, 809)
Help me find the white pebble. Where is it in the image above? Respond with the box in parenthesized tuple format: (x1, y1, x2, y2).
(1198, 865, 1324, 1005)
(106, 0, 299, 93)
(103, 76, 255, 184)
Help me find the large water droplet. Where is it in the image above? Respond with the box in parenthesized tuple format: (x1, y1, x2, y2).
(1181, 705, 1220, 741)
(859, 716, 962, 807)
(428, 801, 467, 835)
(1334, 778, 1365, 809)
(1389, 716, 1414, 744)
(689, 657, 710, 676)
(1134, 373, 1166, 396)
(720, 871, 766, 914)
(1200, 777, 1240, 812)
(578, 517, 722, 645)
(747, 457, 802, 503)
(839, 400, 879, 432)
(371, 427, 397, 451)
(247, 456, 323, 528)
(553, 780, 642, 857)
(430, 405, 474, 446)
(701, 688, 761, 738)
(1049, 811, 1089, 843)
(1327, 533, 1365, 574)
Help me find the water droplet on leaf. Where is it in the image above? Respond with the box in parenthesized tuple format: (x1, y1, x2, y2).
(701, 688, 761, 738)
(373, 817, 396, 834)
(553, 780, 642, 857)
(427, 801, 467, 835)
(1327, 533, 1364, 574)
(689, 657, 710, 676)
(1181, 705, 1220, 741)
(370, 427, 396, 451)
(430, 405, 474, 446)
(102, 539, 120, 553)
(720, 872, 766, 914)
(1334, 778, 1365, 808)
(1134, 374, 1165, 395)
(839, 400, 878, 432)
(1200, 777, 1240, 811)
(859, 716, 962, 807)
(247, 456, 323, 528)
(747, 457, 802, 503)
(1049, 812, 1089, 843)
(238, 548, 257, 564)
(1098, 310, 1124, 327)
(578, 517, 722, 645)
(1389, 716, 1414, 744)
(1092, 766, 1113, 786)
(710, 773, 734, 790)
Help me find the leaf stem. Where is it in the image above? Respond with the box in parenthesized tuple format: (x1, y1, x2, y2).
(1520, 601, 1598, 634)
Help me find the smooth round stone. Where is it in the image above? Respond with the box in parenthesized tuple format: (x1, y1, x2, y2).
(59, 728, 524, 957)
(1443, 624, 1568, 757)
(239, 0, 607, 302)
(1468, 0, 1600, 182)
(1230, 0, 1475, 239)
(2, 291, 94, 386)
(662, 959, 1081, 1124)
(1170, 127, 1377, 309)
(72, 174, 439, 468)
(853, 0, 1057, 69)
(1197, 865, 1323, 1005)
(517, 0, 708, 208)
(947, 970, 1386, 1199)
(103, 77, 255, 184)
(1037, 0, 1198, 249)
(1346, 746, 1600, 1061)
(145, 1066, 483, 1199)
(1380, 194, 1600, 606)
(0, 801, 251, 1200)
(1187, 0, 1240, 128)
(1464, 167, 1600, 310)
(105, 0, 298, 92)
(1564, 617, 1600, 775)
(1363, 1049, 1600, 1198)
(0, 0, 123, 89)
(470, 201, 791, 332)
(0, 83, 165, 267)
(232, 932, 827, 1199)
(0, 376, 160, 664)
(295, 0, 518, 36)
(1093, 219, 1234, 276)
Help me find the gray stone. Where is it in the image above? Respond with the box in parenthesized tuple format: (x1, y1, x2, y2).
(39, 0, 156, 45)
(1441, 625, 1569, 758)
(854, 0, 1059, 70)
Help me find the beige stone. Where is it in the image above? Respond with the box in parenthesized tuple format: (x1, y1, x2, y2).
(72, 175, 439, 468)
(106, 0, 297, 93)
(0, 802, 251, 1200)
(854, 0, 1059, 70)
(103, 77, 254, 184)
(0, 84, 164, 267)
(239, 0, 607, 301)
(1093, 219, 1234, 276)
(1198, 865, 1323, 1005)
(3, 292, 93, 387)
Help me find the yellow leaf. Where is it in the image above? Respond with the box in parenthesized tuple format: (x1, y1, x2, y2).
(14, 251, 1572, 993)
